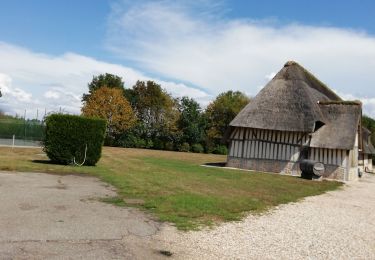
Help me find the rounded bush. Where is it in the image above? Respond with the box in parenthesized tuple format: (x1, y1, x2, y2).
(165, 142, 175, 151)
(212, 145, 228, 155)
(191, 143, 204, 153)
(178, 142, 190, 152)
(43, 114, 106, 166)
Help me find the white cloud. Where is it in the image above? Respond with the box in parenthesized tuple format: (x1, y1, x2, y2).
(0, 42, 209, 118)
(0, 73, 32, 102)
(1, 1, 375, 118)
(106, 0, 375, 117)
(44, 90, 60, 99)
(338, 92, 375, 117)
(265, 72, 276, 81)
(0, 73, 38, 117)
(363, 98, 375, 117)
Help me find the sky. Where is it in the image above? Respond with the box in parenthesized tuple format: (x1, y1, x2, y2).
(0, 0, 374, 118)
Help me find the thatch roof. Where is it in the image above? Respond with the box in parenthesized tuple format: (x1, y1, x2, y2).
(230, 61, 362, 150)
(310, 103, 361, 150)
(361, 127, 375, 155)
(362, 127, 371, 135)
(230, 61, 342, 132)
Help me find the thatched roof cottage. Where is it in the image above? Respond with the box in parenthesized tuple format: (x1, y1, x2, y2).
(360, 127, 375, 172)
(227, 61, 374, 181)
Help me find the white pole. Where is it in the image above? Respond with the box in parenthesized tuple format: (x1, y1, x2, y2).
(12, 134, 15, 148)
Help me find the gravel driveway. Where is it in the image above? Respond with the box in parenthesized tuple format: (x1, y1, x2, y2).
(153, 173, 375, 259)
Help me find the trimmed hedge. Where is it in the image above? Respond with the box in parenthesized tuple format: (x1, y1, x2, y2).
(43, 114, 106, 166)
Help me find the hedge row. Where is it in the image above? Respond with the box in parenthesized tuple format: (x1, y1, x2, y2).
(43, 114, 106, 166)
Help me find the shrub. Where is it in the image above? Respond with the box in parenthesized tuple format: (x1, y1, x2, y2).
(165, 142, 175, 151)
(43, 114, 106, 166)
(116, 132, 137, 148)
(145, 139, 154, 149)
(134, 138, 146, 148)
(191, 143, 204, 153)
(178, 142, 190, 152)
(212, 145, 228, 155)
(152, 139, 165, 150)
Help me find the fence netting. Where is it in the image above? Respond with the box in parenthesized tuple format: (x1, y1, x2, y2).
(0, 116, 45, 147)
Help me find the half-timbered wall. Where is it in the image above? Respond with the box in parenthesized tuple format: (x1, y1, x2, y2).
(308, 148, 347, 167)
(227, 127, 351, 181)
(228, 127, 308, 162)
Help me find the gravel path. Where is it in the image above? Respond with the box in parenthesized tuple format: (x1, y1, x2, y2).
(154, 174, 375, 259)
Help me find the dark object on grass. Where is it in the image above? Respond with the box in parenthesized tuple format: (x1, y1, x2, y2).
(204, 162, 226, 167)
(159, 250, 173, 257)
(43, 114, 106, 166)
(300, 159, 325, 180)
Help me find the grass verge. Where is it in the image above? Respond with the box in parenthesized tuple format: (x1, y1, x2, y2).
(0, 146, 342, 230)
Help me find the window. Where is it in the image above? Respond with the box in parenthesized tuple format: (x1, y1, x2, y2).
(314, 121, 325, 132)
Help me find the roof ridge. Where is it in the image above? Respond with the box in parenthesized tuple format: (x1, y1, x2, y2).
(318, 100, 362, 106)
(283, 61, 342, 101)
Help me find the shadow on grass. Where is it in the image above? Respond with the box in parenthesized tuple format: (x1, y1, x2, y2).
(31, 159, 63, 165)
(29, 159, 94, 176)
(203, 162, 227, 167)
(31, 159, 96, 169)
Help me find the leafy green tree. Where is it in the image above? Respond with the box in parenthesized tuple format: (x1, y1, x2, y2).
(82, 73, 125, 102)
(82, 87, 136, 144)
(177, 96, 205, 146)
(123, 80, 180, 148)
(205, 91, 250, 151)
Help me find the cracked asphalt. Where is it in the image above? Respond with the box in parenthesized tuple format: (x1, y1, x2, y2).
(0, 171, 167, 259)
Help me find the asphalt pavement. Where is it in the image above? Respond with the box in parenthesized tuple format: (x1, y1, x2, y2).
(0, 171, 168, 259)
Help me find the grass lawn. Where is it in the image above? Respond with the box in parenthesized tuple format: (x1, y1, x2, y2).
(0, 146, 342, 230)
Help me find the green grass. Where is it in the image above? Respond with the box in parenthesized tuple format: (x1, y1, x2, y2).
(0, 146, 342, 230)
(99, 196, 127, 207)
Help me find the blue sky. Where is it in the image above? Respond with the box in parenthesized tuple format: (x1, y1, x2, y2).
(1, 0, 374, 61)
(0, 0, 375, 117)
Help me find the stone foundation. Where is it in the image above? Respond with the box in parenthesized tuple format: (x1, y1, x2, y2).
(227, 157, 347, 181)
(323, 165, 346, 181)
(348, 167, 359, 181)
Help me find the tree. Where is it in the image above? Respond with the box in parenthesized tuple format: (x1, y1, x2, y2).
(81, 87, 136, 143)
(82, 73, 125, 102)
(177, 96, 205, 146)
(205, 91, 250, 150)
(124, 80, 180, 148)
